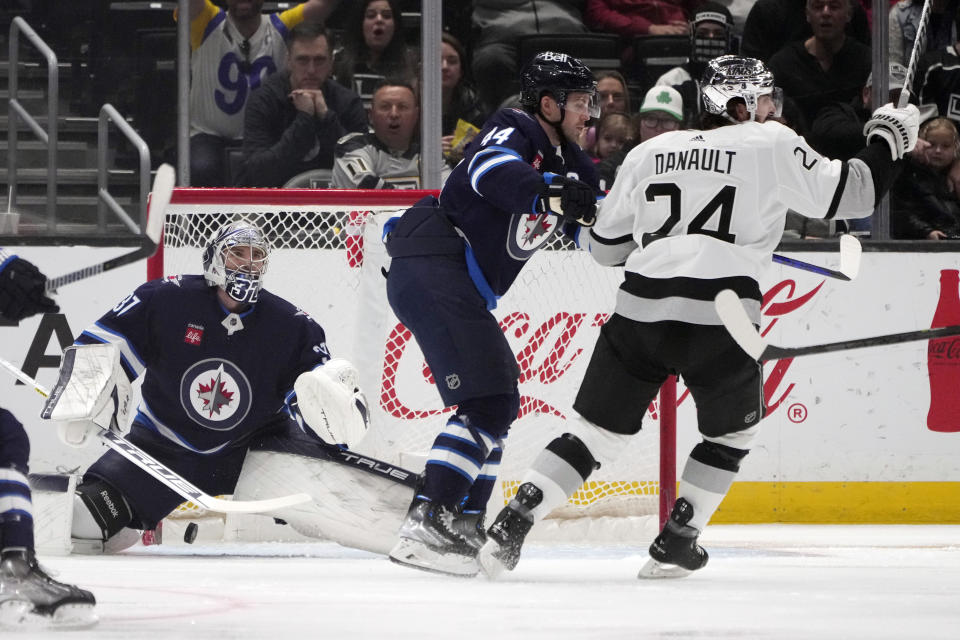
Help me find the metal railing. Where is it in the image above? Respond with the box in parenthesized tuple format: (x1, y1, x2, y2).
(98, 103, 151, 235)
(7, 16, 58, 229)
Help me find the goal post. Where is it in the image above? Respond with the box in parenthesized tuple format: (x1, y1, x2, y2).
(149, 188, 676, 535)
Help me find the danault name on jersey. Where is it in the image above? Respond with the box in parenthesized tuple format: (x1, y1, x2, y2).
(654, 148, 738, 175)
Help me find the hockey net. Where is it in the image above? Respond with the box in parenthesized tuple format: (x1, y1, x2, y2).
(149, 188, 675, 540)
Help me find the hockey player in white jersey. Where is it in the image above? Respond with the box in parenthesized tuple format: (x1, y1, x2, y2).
(478, 55, 919, 579)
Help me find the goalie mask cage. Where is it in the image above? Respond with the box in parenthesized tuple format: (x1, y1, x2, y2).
(148, 188, 676, 539)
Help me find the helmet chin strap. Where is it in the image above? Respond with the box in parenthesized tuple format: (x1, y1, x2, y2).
(537, 104, 567, 144)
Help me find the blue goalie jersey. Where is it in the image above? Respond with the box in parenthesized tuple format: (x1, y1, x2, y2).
(75, 275, 330, 454)
(439, 108, 600, 296)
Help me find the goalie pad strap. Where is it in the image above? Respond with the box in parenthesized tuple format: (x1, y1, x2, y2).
(76, 477, 133, 540)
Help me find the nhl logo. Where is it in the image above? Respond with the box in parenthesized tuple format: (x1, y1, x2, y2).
(445, 374, 461, 390)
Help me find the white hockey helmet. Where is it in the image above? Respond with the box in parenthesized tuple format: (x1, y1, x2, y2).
(701, 55, 783, 122)
(202, 220, 270, 304)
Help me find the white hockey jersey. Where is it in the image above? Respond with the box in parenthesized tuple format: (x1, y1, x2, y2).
(187, 1, 305, 139)
(582, 120, 878, 326)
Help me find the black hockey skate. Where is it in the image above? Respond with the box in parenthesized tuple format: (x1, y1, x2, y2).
(389, 497, 479, 577)
(0, 550, 97, 629)
(477, 482, 541, 579)
(638, 497, 709, 579)
(453, 510, 487, 552)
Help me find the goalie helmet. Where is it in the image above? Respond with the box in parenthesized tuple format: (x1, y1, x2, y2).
(700, 55, 783, 122)
(519, 51, 600, 119)
(202, 221, 270, 304)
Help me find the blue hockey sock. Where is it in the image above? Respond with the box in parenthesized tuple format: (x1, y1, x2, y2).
(0, 467, 34, 551)
(420, 416, 496, 507)
(461, 440, 503, 512)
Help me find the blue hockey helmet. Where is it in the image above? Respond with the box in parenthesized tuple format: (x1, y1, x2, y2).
(519, 51, 600, 118)
(202, 221, 270, 305)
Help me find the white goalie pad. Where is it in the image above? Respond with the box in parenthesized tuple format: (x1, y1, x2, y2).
(232, 449, 415, 555)
(29, 474, 77, 556)
(293, 359, 369, 448)
(40, 344, 132, 447)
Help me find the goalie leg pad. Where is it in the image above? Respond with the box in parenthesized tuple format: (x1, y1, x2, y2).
(74, 478, 133, 542)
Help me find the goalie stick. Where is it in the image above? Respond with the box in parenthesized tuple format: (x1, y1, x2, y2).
(0, 354, 312, 514)
(714, 289, 960, 362)
(44, 163, 173, 293)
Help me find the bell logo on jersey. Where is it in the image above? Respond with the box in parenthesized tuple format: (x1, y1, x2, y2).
(179, 358, 253, 431)
(184, 323, 204, 346)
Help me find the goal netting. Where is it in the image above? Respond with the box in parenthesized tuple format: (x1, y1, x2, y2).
(150, 188, 675, 541)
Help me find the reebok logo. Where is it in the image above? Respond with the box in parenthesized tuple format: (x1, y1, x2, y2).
(100, 490, 120, 518)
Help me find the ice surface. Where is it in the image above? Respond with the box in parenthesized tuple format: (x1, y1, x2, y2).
(15, 525, 960, 639)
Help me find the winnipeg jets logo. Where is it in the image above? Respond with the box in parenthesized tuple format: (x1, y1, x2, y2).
(179, 359, 252, 431)
(506, 212, 557, 261)
(196, 365, 235, 417)
(521, 214, 554, 246)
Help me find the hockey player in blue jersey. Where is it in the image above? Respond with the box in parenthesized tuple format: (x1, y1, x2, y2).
(40, 222, 369, 554)
(384, 51, 602, 576)
(0, 249, 96, 629)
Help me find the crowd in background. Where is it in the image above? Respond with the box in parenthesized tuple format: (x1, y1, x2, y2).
(10, 0, 960, 239)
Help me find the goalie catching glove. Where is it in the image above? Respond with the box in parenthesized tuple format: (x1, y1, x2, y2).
(40, 343, 132, 448)
(863, 102, 919, 161)
(292, 358, 369, 449)
(538, 173, 597, 227)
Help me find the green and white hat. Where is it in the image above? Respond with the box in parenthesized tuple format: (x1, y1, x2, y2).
(639, 86, 684, 121)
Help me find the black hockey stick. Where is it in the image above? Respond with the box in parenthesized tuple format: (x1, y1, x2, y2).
(898, 0, 932, 109)
(714, 289, 960, 362)
(771, 235, 861, 281)
(45, 164, 174, 293)
(0, 354, 312, 514)
(642, 233, 861, 281)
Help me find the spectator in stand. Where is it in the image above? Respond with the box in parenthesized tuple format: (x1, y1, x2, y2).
(741, 0, 870, 63)
(333, 0, 418, 99)
(441, 32, 490, 166)
(582, 70, 631, 156)
(597, 86, 683, 190)
(916, 16, 960, 124)
(585, 0, 695, 37)
(471, 1, 588, 110)
(890, 0, 958, 68)
(588, 111, 636, 163)
(891, 117, 960, 239)
(237, 23, 367, 188)
(332, 80, 448, 188)
(809, 62, 907, 162)
(767, 0, 872, 129)
(182, 0, 340, 187)
(656, 2, 736, 124)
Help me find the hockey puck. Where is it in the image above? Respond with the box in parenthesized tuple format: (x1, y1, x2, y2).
(184, 522, 198, 544)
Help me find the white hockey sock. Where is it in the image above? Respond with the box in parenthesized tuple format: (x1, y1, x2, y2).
(521, 453, 582, 522)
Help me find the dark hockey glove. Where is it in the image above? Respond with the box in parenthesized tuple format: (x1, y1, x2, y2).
(0, 256, 59, 321)
(539, 173, 597, 227)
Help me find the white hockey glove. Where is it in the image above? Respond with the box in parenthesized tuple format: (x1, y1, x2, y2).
(863, 103, 920, 161)
(41, 343, 132, 448)
(293, 358, 370, 448)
